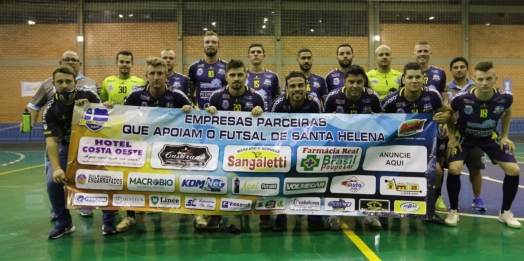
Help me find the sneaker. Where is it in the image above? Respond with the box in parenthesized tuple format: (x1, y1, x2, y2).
(259, 215, 272, 229)
(445, 210, 459, 226)
(207, 215, 222, 230)
(194, 215, 207, 229)
(308, 215, 329, 230)
(472, 197, 487, 211)
(364, 216, 382, 230)
(50, 209, 57, 221)
(435, 196, 447, 211)
(499, 211, 522, 229)
(116, 216, 137, 232)
(48, 223, 75, 239)
(427, 213, 446, 225)
(78, 209, 93, 217)
(326, 215, 341, 231)
(102, 222, 116, 235)
(272, 215, 287, 231)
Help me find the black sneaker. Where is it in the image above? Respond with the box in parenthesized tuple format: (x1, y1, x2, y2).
(427, 213, 446, 225)
(207, 215, 222, 230)
(259, 215, 272, 229)
(48, 223, 75, 239)
(307, 215, 329, 230)
(102, 222, 116, 235)
(272, 214, 287, 231)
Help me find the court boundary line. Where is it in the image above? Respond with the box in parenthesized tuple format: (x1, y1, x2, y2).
(341, 220, 381, 261)
(436, 211, 524, 221)
(0, 164, 44, 176)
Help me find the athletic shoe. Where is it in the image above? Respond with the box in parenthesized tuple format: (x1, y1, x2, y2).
(207, 215, 222, 230)
(307, 215, 329, 230)
(326, 215, 341, 231)
(48, 223, 75, 239)
(364, 216, 382, 230)
(427, 213, 446, 225)
(116, 216, 137, 232)
(435, 196, 447, 211)
(259, 215, 272, 229)
(499, 211, 522, 229)
(472, 197, 487, 211)
(102, 222, 116, 235)
(445, 210, 459, 226)
(50, 209, 57, 221)
(194, 215, 207, 229)
(272, 215, 287, 231)
(78, 209, 93, 217)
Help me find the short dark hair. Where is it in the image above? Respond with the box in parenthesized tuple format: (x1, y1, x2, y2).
(474, 61, 494, 72)
(52, 65, 77, 80)
(116, 50, 134, 61)
(226, 59, 245, 72)
(403, 62, 423, 75)
(248, 43, 265, 54)
(337, 43, 353, 55)
(285, 71, 307, 87)
(344, 65, 368, 87)
(450, 57, 469, 70)
(297, 48, 312, 57)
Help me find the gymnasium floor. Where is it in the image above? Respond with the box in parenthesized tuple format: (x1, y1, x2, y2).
(0, 149, 523, 261)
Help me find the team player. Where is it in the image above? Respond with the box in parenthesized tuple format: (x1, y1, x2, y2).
(245, 43, 280, 112)
(114, 57, 193, 232)
(325, 43, 354, 92)
(445, 61, 521, 228)
(367, 45, 402, 100)
(382, 62, 450, 226)
(446, 57, 486, 211)
(43, 65, 116, 239)
(25, 50, 99, 219)
(205, 59, 264, 230)
(188, 31, 228, 109)
(160, 48, 190, 95)
(100, 50, 145, 104)
(295, 48, 328, 102)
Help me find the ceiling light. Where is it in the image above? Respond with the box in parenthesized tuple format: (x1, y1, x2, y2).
(27, 20, 35, 25)
(374, 35, 380, 41)
(310, 29, 314, 32)
(77, 36, 84, 42)
(485, 23, 490, 26)
(203, 27, 208, 31)
(429, 16, 435, 20)
(262, 25, 266, 29)
(319, 20, 322, 23)
(119, 14, 123, 18)
(406, 17, 410, 20)
(129, 14, 133, 17)
(211, 22, 216, 26)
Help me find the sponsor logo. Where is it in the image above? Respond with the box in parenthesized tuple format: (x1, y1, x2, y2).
(179, 175, 227, 194)
(289, 197, 321, 211)
(283, 177, 328, 195)
(380, 176, 427, 196)
(157, 144, 212, 168)
(149, 195, 181, 208)
(255, 198, 286, 210)
(74, 193, 109, 206)
(394, 201, 427, 215)
(231, 177, 279, 196)
(297, 146, 361, 173)
(127, 173, 175, 192)
(220, 199, 253, 211)
(398, 119, 426, 137)
(112, 194, 145, 207)
(75, 169, 123, 190)
(300, 155, 320, 171)
(223, 146, 291, 172)
(76, 174, 87, 184)
(330, 175, 376, 194)
(324, 198, 355, 212)
(341, 176, 365, 193)
(359, 199, 390, 212)
(185, 197, 216, 210)
(79, 107, 111, 132)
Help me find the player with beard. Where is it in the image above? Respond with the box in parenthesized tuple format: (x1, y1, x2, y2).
(367, 45, 402, 100)
(188, 31, 228, 109)
(326, 44, 354, 92)
(205, 59, 265, 231)
(160, 48, 190, 95)
(295, 48, 328, 103)
(100, 50, 146, 104)
(245, 43, 280, 112)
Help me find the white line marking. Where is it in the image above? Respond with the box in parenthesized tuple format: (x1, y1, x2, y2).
(0, 152, 25, 167)
(437, 211, 524, 221)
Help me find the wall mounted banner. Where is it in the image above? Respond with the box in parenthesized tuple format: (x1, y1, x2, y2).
(66, 104, 438, 220)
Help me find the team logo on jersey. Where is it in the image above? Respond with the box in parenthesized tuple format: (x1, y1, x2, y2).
(222, 94, 230, 99)
(312, 82, 320, 88)
(464, 105, 473, 115)
(334, 78, 340, 85)
(222, 100, 229, 109)
(395, 102, 405, 108)
(218, 69, 225, 75)
(363, 106, 371, 113)
(108, 85, 113, 91)
(494, 105, 505, 114)
(245, 102, 253, 109)
(264, 79, 272, 86)
(371, 78, 378, 85)
(336, 106, 344, 113)
(432, 75, 440, 81)
(423, 103, 433, 112)
(79, 107, 111, 132)
(197, 68, 203, 76)
(335, 99, 345, 105)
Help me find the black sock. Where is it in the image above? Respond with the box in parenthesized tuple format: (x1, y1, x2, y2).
(434, 187, 442, 204)
(501, 175, 519, 212)
(446, 173, 461, 210)
(127, 210, 136, 217)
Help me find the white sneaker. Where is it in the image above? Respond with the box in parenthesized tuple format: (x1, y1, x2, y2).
(445, 210, 459, 226)
(116, 216, 137, 232)
(194, 215, 207, 229)
(364, 216, 382, 230)
(326, 215, 341, 230)
(499, 211, 522, 228)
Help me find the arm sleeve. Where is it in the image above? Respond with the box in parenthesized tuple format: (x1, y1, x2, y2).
(272, 74, 281, 100)
(324, 96, 335, 113)
(174, 91, 192, 107)
(100, 78, 109, 102)
(42, 103, 59, 138)
(28, 78, 53, 111)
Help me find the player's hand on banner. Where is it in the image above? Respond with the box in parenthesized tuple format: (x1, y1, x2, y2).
(500, 137, 515, 153)
(205, 106, 217, 115)
(447, 138, 462, 158)
(75, 99, 89, 106)
(251, 106, 263, 116)
(103, 101, 115, 109)
(53, 169, 67, 184)
(181, 105, 192, 114)
(432, 112, 447, 124)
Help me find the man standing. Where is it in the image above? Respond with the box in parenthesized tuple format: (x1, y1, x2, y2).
(445, 61, 520, 228)
(446, 57, 487, 212)
(206, 59, 265, 231)
(100, 50, 146, 104)
(160, 48, 190, 95)
(43, 65, 116, 239)
(245, 43, 280, 112)
(367, 45, 402, 100)
(116, 57, 193, 232)
(325, 43, 354, 92)
(296, 48, 328, 103)
(25, 50, 98, 219)
(188, 31, 228, 109)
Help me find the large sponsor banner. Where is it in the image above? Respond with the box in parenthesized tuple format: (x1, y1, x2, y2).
(65, 105, 438, 220)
